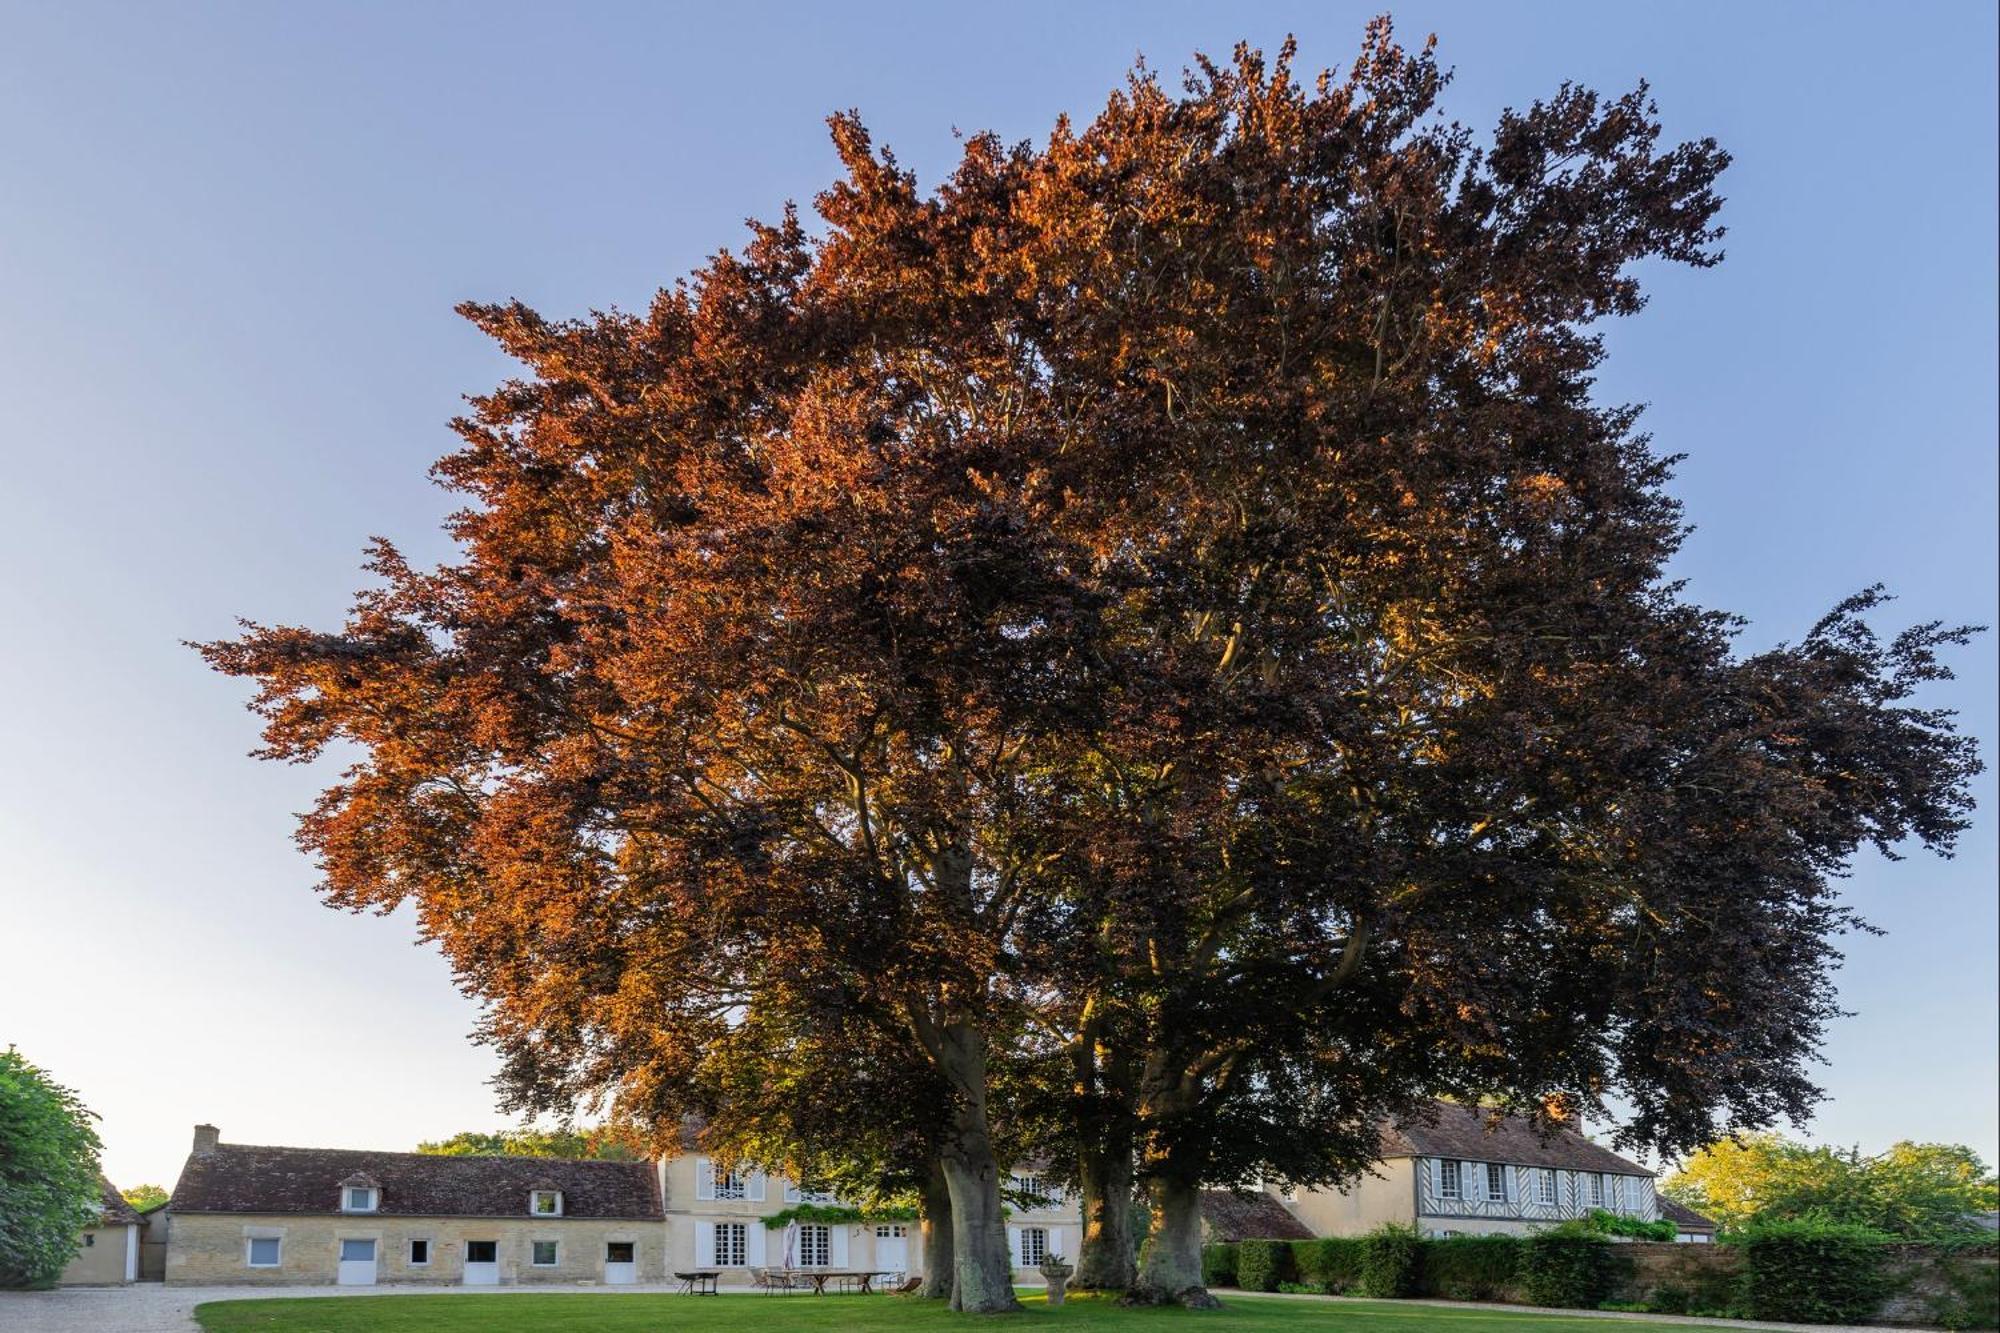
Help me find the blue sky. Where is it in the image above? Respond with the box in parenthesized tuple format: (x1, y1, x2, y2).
(1, 1, 1993, 1189)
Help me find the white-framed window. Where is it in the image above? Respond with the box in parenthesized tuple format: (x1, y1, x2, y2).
(606, 1241, 636, 1264)
(466, 1240, 498, 1265)
(1021, 1228, 1048, 1267)
(710, 1162, 747, 1200)
(1486, 1163, 1508, 1203)
(1437, 1159, 1462, 1200)
(1587, 1173, 1605, 1208)
(1536, 1169, 1558, 1205)
(784, 1180, 836, 1204)
(530, 1189, 563, 1216)
(408, 1238, 430, 1266)
(1013, 1173, 1045, 1198)
(876, 1224, 907, 1239)
(246, 1236, 282, 1268)
(339, 1239, 376, 1264)
(531, 1239, 558, 1267)
(342, 1186, 378, 1213)
(1607, 1175, 1623, 1213)
(714, 1221, 747, 1267)
(799, 1223, 831, 1267)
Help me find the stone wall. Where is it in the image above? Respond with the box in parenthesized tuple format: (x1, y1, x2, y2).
(1609, 1241, 2000, 1328)
(164, 1212, 662, 1286)
(56, 1223, 135, 1285)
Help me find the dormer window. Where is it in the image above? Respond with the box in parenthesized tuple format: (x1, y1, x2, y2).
(343, 1186, 378, 1213)
(530, 1188, 563, 1217)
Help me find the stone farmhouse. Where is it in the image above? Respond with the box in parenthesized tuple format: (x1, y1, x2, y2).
(1204, 1101, 1711, 1244)
(73, 1102, 1710, 1287)
(144, 1124, 1075, 1287)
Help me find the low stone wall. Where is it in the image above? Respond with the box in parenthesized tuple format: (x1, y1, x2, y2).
(1609, 1241, 1999, 1328)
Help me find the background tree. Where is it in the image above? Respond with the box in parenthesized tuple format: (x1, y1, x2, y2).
(119, 1184, 170, 1212)
(0, 1049, 103, 1289)
(1666, 1134, 2000, 1239)
(414, 1128, 635, 1160)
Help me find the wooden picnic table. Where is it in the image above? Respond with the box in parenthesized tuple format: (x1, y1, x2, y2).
(673, 1269, 721, 1295)
(793, 1269, 894, 1294)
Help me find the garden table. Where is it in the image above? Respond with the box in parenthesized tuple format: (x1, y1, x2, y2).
(673, 1270, 721, 1295)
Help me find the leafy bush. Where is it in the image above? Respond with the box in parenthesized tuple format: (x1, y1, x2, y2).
(1923, 1251, 2000, 1330)
(1420, 1234, 1523, 1300)
(1521, 1229, 1622, 1308)
(1359, 1223, 1422, 1298)
(1579, 1207, 1677, 1242)
(0, 1050, 104, 1290)
(1199, 1242, 1238, 1288)
(1646, 1283, 1691, 1314)
(1276, 1281, 1323, 1295)
(1738, 1219, 1893, 1323)
(1291, 1237, 1366, 1293)
(1236, 1238, 1296, 1292)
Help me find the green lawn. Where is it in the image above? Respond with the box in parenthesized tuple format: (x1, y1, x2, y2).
(192, 1291, 1702, 1332)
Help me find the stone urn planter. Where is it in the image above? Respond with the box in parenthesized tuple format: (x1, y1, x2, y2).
(1039, 1257, 1075, 1306)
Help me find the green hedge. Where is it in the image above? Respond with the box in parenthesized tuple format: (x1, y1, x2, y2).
(1291, 1236, 1367, 1293)
(1521, 1232, 1622, 1308)
(1360, 1224, 1422, 1297)
(1739, 1220, 1894, 1324)
(1236, 1238, 1296, 1292)
(1200, 1241, 1238, 1289)
(1420, 1235, 1523, 1301)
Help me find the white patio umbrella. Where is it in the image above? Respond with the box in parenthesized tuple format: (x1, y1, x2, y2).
(782, 1220, 798, 1269)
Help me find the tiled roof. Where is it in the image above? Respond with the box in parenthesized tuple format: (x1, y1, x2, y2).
(1657, 1195, 1717, 1231)
(1200, 1190, 1314, 1242)
(95, 1177, 142, 1226)
(170, 1143, 662, 1220)
(1381, 1101, 1652, 1177)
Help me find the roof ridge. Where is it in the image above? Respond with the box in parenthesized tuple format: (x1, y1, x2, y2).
(201, 1142, 650, 1167)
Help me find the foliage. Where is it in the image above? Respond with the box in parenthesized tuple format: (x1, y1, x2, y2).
(1664, 1133, 1999, 1240)
(1199, 1242, 1238, 1288)
(1420, 1235, 1522, 1301)
(1735, 1218, 1895, 1324)
(121, 1183, 170, 1212)
(1570, 1208, 1676, 1243)
(1235, 1238, 1296, 1292)
(1519, 1230, 1622, 1308)
(0, 1049, 104, 1289)
(1921, 1251, 2000, 1331)
(198, 15, 1983, 1313)
(1290, 1237, 1367, 1294)
(760, 1202, 917, 1231)
(415, 1129, 635, 1160)
(1358, 1224, 1422, 1298)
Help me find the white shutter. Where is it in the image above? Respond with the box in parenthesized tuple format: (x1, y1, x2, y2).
(1006, 1225, 1023, 1269)
(748, 1171, 767, 1203)
(829, 1225, 849, 1267)
(1048, 1226, 1069, 1259)
(694, 1220, 715, 1267)
(695, 1160, 715, 1202)
(747, 1224, 767, 1266)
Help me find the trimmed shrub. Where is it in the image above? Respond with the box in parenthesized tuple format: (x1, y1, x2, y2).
(1739, 1220, 1893, 1324)
(1236, 1238, 1296, 1292)
(1200, 1242, 1238, 1289)
(1292, 1236, 1367, 1293)
(1359, 1223, 1422, 1298)
(1420, 1234, 1523, 1301)
(1521, 1231, 1622, 1308)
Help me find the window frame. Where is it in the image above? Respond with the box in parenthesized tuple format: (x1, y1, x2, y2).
(798, 1222, 831, 1267)
(1485, 1162, 1508, 1203)
(341, 1185, 379, 1214)
(465, 1239, 499, 1265)
(1587, 1173, 1605, 1208)
(606, 1240, 636, 1265)
(1537, 1168, 1558, 1206)
(408, 1238, 430, 1266)
(711, 1162, 748, 1201)
(530, 1239, 559, 1268)
(714, 1221, 748, 1267)
(1020, 1227, 1049, 1267)
(529, 1189, 564, 1217)
(245, 1236, 282, 1268)
(1437, 1159, 1462, 1201)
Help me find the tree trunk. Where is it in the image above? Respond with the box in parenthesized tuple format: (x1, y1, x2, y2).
(918, 1157, 956, 1301)
(1071, 1119, 1136, 1291)
(935, 1023, 1023, 1314)
(1133, 1175, 1219, 1308)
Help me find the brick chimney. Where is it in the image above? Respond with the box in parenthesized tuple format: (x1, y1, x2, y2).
(192, 1124, 220, 1153)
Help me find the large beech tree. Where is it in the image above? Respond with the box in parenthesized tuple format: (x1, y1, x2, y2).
(202, 24, 1980, 1314)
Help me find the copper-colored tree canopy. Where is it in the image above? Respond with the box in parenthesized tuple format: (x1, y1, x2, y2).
(200, 25, 1980, 1310)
